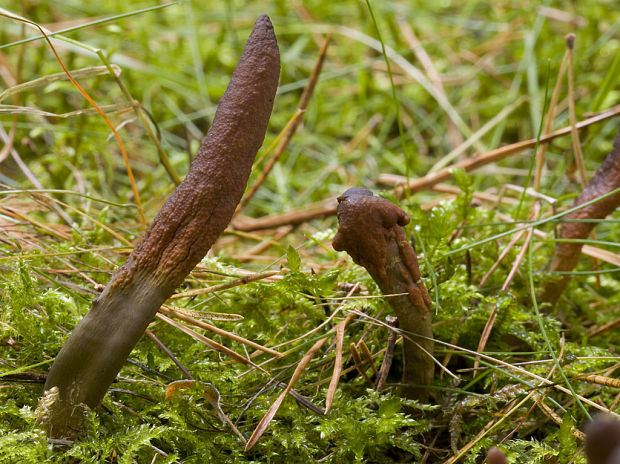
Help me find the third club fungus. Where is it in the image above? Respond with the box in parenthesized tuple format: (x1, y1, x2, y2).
(332, 188, 434, 401)
(39, 15, 280, 439)
(484, 415, 620, 463)
(585, 415, 620, 464)
(486, 447, 508, 464)
(541, 126, 620, 305)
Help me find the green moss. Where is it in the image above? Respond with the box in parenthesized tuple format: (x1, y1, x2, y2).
(1, 0, 620, 461)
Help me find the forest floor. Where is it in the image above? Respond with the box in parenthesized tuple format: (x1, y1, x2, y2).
(1, 1, 620, 462)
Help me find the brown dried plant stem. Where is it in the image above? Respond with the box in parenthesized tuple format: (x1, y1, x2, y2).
(332, 188, 433, 401)
(39, 15, 280, 440)
(0, 25, 23, 164)
(541, 127, 620, 305)
(95, 50, 181, 186)
(244, 312, 356, 451)
(566, 34, 588, 188)
(395, 106, 620, 199)
(533, 35, 570, 190)
(374, 315, 398, 392)
(398, 16, 463, 151)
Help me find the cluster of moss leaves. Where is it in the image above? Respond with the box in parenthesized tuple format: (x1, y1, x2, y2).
(0, 257, 432, 463)
(1, 0, 620, 462)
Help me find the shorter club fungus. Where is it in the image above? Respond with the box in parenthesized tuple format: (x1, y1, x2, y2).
(484, 414, 620, 463)
(39, 15, 280, 439)
(332, 188, 433, 401)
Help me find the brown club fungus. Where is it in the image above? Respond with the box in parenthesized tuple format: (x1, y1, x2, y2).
(332, 187, 433, 401)
(482, 415, 620, 464)
(541, 126, 620, 305)
(39, 15, 280, 440)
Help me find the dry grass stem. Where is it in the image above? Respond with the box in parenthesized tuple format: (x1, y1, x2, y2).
(349, 342, 373, 385)
(398, 16, 463, 150)
(565, 34, 587, 188)
(156, 313, 265, 372)
(233, 106, 620, 233)
(324, 314, 347, 413)
(395, 105, 620, 198)
(374, 315, 398, 392)
(534, 39, 570, 190)
(159, 306, 282, 358)
(169, 270, 279, 300)
(244, 336, 328, 451)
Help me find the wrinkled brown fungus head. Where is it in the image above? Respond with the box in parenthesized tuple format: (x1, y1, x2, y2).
(333, 188, 410, 281)
(332, 187, 433, 400)
(113, 13, 280, 293)
(337, 186, 374, 200)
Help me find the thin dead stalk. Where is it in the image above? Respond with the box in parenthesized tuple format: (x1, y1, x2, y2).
(398, 16, 462, 150)
(533, 37, 570, 190)
(159, 305, 282, 358)
(374, 315, 398, 392)
(395, 105, 620, 199)
(566, 34, 587, 188)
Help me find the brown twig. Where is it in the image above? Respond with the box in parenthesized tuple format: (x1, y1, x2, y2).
(156, 313, 264, 371)
(357, 340, 378, 377)
(232, 107, 620, 233)
(350, 342, 373, 385)
(394, 106, 620, 199)
(0, 28, 22, 164)
(236, 225, 294, 263)
(473, 203, 540, 374)
(0, 10, 146, 224)
(233, 197, 337, 232)
(96, 52, 181, 186)
(533, 35, 570, 190)
(374, 315, 398, 392)
(145, 329, 193, 380)
(159, 306, 281, 358)
(168, 270, 279, 300)
(566, 33, 587, 188)
(398, 16, 463, 150)
(245, 336, 328, 451)
(588, 315, 620, 338)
